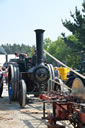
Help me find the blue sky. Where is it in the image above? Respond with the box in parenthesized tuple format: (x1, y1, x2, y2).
(0, 0, 83, 46)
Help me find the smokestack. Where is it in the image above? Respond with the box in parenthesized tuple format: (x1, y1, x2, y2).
(34, 29, 45, 64)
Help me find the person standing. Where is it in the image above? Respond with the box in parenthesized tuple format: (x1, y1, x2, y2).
(0, 65, 8, 98)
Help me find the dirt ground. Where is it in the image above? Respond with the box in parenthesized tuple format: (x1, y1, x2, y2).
(0, 84, 74, 128)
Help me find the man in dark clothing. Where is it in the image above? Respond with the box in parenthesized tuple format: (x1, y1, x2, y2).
(15, 52, 28, 59)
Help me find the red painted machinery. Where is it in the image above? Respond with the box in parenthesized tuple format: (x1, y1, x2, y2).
(40, 90, 85, 128)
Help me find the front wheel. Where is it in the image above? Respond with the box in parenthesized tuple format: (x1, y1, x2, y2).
(19, 79, 27, 108)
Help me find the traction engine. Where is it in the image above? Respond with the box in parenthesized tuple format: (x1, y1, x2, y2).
(7, 29, 55, 107)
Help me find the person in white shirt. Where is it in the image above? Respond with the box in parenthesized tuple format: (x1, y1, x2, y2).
(0, 66, 8, 98)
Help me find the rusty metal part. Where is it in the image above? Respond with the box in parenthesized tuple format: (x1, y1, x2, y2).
(48, 113, 65, 128)
(40, 91, 85, 127)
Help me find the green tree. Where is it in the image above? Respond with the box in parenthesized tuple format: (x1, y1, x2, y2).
(62, 2, 85, 52)
(44, 37, 80, 68)
(44, 38, 52, 50)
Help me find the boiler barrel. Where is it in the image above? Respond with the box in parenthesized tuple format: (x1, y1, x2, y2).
(34, 29, 45, 64)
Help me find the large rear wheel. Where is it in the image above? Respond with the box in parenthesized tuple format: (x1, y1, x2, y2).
(8, 64, 19, 101)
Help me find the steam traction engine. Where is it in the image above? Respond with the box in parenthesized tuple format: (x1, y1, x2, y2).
(8, 29, 55, 107)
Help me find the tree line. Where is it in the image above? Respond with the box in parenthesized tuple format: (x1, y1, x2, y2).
(1, 43, 35, 56)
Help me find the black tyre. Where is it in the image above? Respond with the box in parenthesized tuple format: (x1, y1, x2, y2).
(8, 64, 15, 100)
(13, 65, 19, 100)
(15, 66, 20, 100)
(19, 79, 27, 108)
